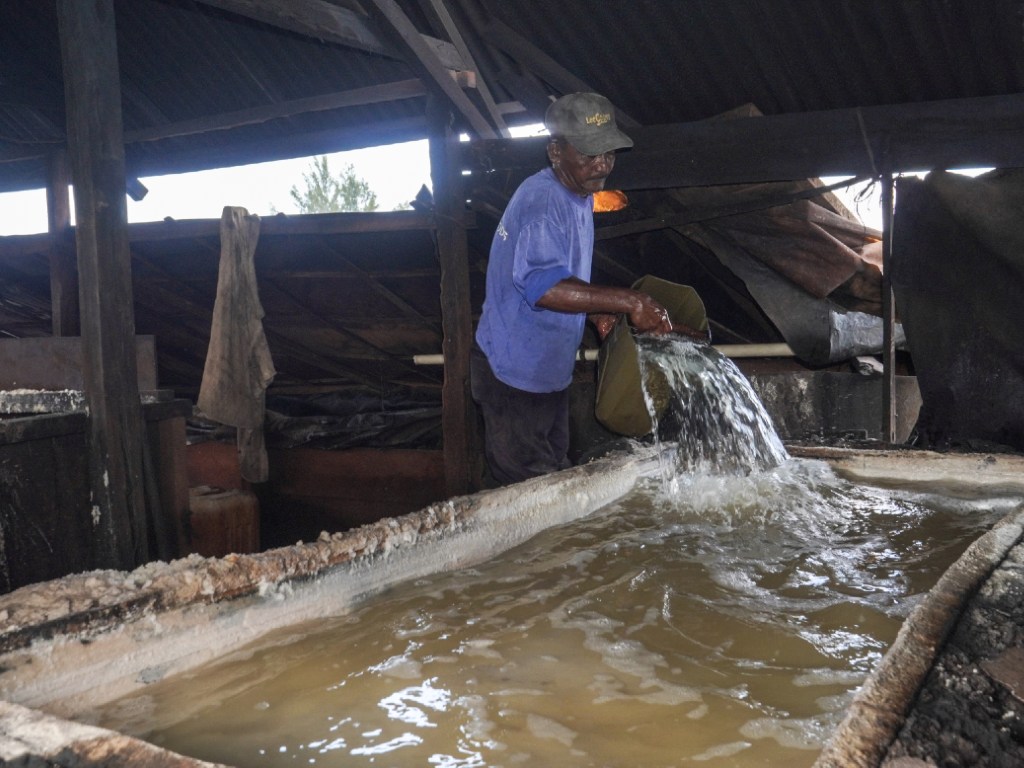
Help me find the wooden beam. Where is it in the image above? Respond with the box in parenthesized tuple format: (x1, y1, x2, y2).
(366, 0, 496, 138)
(429, 102, 478, 495)
(57, 0, 150, 569)
(195, 0, 466, 68)
(462, 92, 1024, 187)
(0, 209, 462, 260)
(309, 237, 444, 337)
(0, 107, 430, 170)
(46, 149, 78, 336)
(125, 79, 428, 145)
(0, 336, 157, 391)
(261, 274, 438, 383)
(881, 174, 897, 444)
(122, 115, 431, 181)
(621, 96, 1024, 184)
(595, 175, 874, 241)
(1, 108, 432, 176)
(126, 209, 440, 242)
(426, 0, 510, 138)
(497, 72, 553, 119)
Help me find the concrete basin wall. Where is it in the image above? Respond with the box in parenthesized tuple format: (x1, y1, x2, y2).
(0, 448, 659, 765)
(3, 446, 1024, 767)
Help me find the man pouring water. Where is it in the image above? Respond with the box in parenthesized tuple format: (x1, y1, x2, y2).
(471, 92, 674, 486)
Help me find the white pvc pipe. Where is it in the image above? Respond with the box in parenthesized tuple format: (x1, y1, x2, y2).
(712, 343, 796, 358)
(412, 343, 795, 366)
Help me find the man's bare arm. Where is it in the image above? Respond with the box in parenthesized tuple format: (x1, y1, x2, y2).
(536, 277, 673, 335)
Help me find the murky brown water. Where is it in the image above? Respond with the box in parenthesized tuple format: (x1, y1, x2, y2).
(93, 460, 1019, 767)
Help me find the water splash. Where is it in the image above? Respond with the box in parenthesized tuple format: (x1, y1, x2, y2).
(635, 335, 788, 477)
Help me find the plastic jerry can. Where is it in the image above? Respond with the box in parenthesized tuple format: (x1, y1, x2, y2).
(187, 485, 260, 557)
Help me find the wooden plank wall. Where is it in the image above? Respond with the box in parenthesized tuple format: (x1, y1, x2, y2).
(0, 415, 91, 593)
(186, 441, 446, 548)
(0, 403, 189, 594)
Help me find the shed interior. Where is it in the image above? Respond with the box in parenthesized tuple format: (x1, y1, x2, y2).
(1, 0, 1023, 591)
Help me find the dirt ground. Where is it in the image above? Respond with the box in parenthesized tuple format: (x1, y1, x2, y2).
(884, 541, 1024, 766)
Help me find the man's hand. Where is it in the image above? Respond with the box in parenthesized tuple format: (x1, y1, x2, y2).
(629, 294, 674, 335)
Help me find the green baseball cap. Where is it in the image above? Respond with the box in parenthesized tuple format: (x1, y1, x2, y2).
(544, 92, 634, 155)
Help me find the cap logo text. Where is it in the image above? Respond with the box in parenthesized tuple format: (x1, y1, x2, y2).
(585, 112, 611, 127)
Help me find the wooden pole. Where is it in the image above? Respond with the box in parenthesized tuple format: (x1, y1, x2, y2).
(428, 101, 478, 496)
(881, 173, 897, 444)
(46, 148, 79, 336)
(57, 0, 150, 567)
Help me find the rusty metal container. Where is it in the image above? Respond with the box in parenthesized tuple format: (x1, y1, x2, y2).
(188, 485, 260, 557)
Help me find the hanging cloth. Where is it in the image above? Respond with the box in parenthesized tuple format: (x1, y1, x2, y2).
(198, 206, 276, 482)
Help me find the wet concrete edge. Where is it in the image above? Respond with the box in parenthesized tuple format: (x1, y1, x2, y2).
(4, 445, 1021, 767)
(809, 448, 1024, 768)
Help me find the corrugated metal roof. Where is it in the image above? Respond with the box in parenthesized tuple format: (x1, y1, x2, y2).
(475, 0, 1024, 121)
(1, 0, 1022, 194)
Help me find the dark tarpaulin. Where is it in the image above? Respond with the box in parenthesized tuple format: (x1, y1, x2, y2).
(892, 169, 1024, 451)
(188, 388, 442, 451)
(263, 389, 442, 450)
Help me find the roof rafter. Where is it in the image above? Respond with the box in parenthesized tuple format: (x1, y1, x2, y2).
(122, 115, 430, 180)
(125, 79, 428, 144)
(194, 0, 465, 69)
(364, 0, 496, 138)
(424, 0, 509, 137)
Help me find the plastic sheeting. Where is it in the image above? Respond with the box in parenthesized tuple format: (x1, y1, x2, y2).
(188, 388, 442, 451)
(264, 390, 442, 450)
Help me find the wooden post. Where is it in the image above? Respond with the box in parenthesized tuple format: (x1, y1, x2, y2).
(881, 173, 897, 444)
(47, 148, 79, 336)
(428, 103, 478, 496)
(57, 0, 150, 567)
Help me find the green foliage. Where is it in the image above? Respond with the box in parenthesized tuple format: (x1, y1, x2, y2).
(288, 156, 379, 213)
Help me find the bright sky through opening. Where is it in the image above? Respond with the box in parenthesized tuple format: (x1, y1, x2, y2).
(0, 115, 989, 237)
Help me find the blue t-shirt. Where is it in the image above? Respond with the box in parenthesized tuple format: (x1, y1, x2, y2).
(475, 167, 594, 393)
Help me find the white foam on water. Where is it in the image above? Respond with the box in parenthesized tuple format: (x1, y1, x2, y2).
(793, 668, 867, 687)
(370, 654, 423, 680)
(690, 740, 752, 760)
(740, 714, 838, 750)
(526, 713, 578, 747)
(379, 682, 450, 727)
